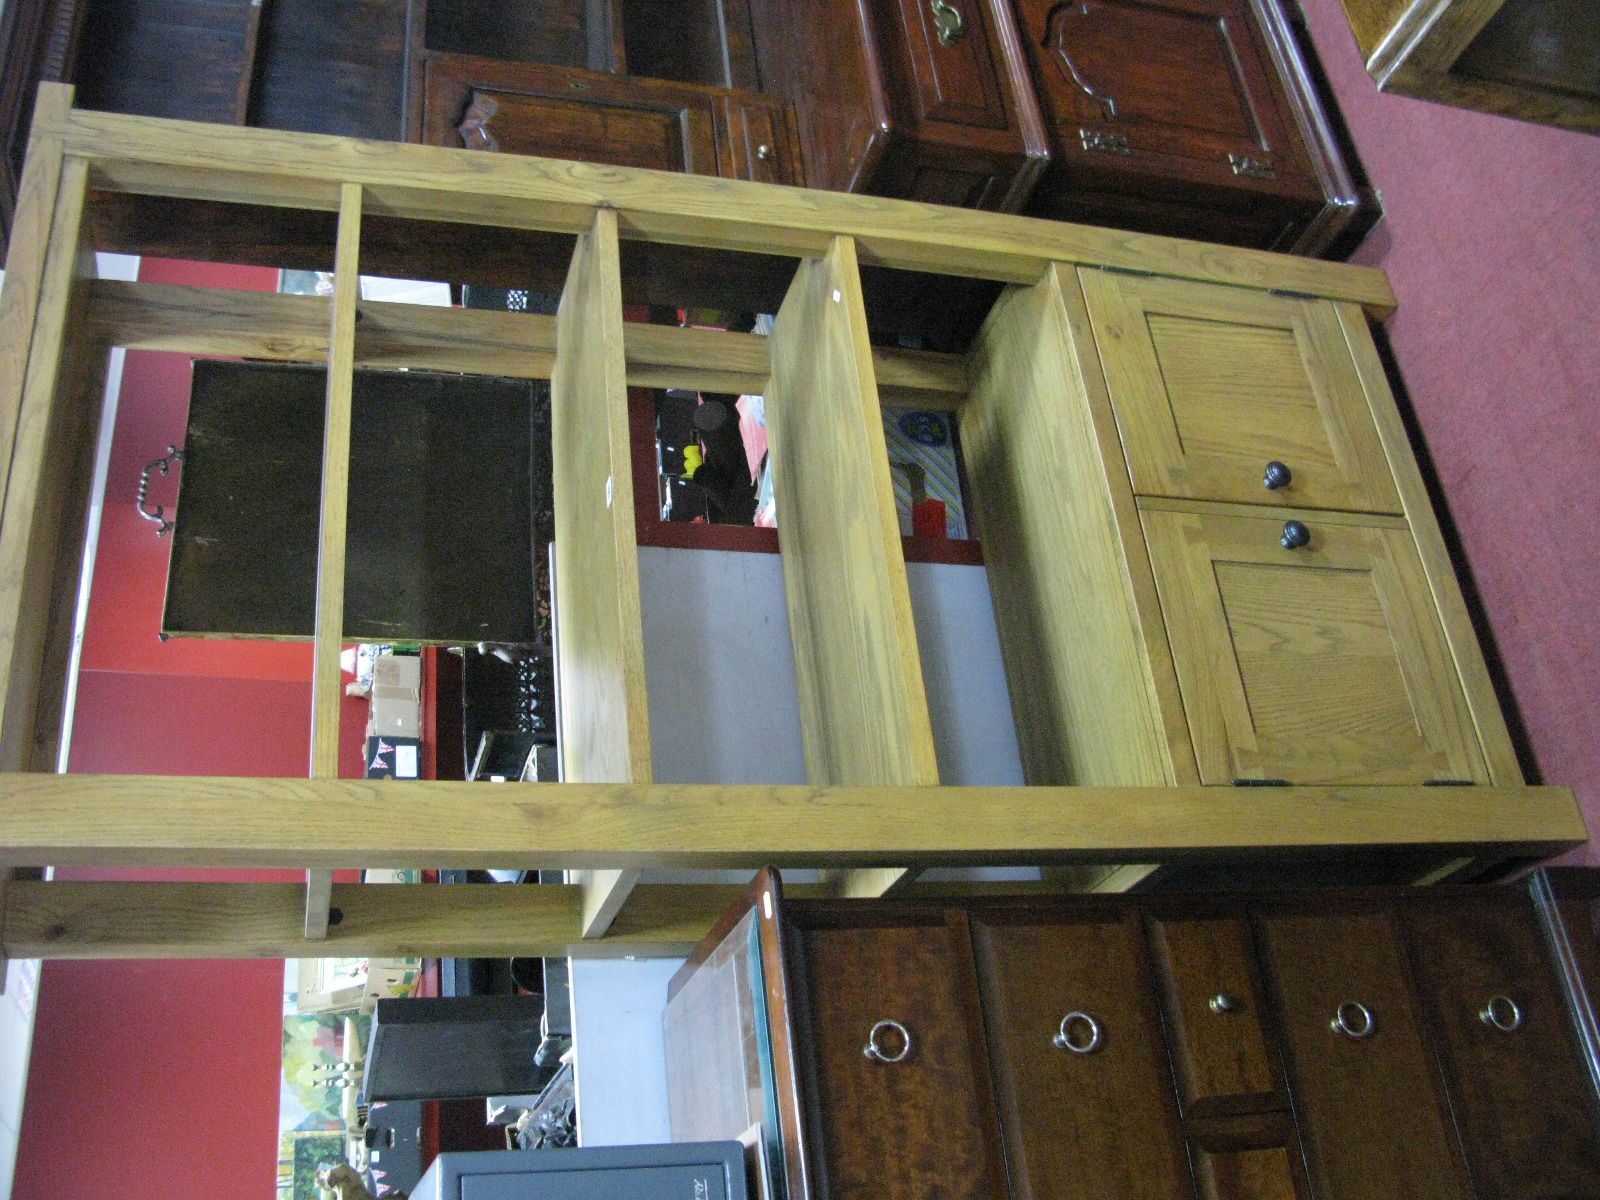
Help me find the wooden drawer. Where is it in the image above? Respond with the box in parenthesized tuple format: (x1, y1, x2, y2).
(1140, 503, 1488, 785)
(1405, 896, 1600, 1200)
(1258, 908, 1470, 1200)
(972, 910, 1194, 1200)
(791, 912, 1007, 1200)
(1147, 914, 1281, 1116)
(719, 96, 804, 185)
(1079, 269, 1401, 514)
(1188, 1111, 1309, 1200)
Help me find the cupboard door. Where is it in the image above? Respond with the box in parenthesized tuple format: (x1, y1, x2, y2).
(423, 57, 722, 176)
(972, 911, 1194, 1200)
(1405, 897, 1600, 1199)
(795, 913, 1007, 1200)
(1012, 0, 1318, 195)
(1148, 915, 1282, 1116)
(1141, 504, 1488, 785)
(1079, 271, 1401, 513)
(1258, 908, 1469, 1200)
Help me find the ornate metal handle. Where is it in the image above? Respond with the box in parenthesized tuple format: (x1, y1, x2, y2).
(137, 444, 184, 537)
(1209, 993, 1241, 1015)
(1052, 1011, 1103, 1054)
(1330, 1000, 1376, 1039)
(1479, 995, 1523, 1032)
(1280, 519, 1310, 550)
(930, 0, 966, 45)
(863, 1019, 912, 1063)
(1263, 460, 1292, 490)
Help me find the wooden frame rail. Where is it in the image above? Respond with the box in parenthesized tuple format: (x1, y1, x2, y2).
(0, 83, 1582, 965)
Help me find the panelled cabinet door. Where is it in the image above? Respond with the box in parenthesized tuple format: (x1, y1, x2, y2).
(1080, 270, 1401, 513)
(1012, 0, 1318, 197)
(792, 912, 1009, 1200)
(1141, 504, 1488, 784)
(424, 57, 722, 175)
(971, 910, 1195, 1200)
(1258, 908, 1471, 1200)
(1405, 897, 1600, 1199)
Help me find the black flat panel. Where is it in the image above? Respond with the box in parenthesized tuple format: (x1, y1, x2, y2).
(363, 995, 546, 1102)
(165, 359, 547, 644)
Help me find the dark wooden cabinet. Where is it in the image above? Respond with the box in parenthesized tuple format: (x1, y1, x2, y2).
(0, 0, 1382, 256)
(666, 870, 1600, 1200)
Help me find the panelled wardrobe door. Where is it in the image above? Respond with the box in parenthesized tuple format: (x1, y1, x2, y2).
(1078, 270, 1400, 514)
(1140, 505, 1488, 785)
(790, 910, 1008, 1200)
(971, 909, 1195, 1200)
(1405, 896, 1600, 1199)
(1257, 908, 1471, 1200)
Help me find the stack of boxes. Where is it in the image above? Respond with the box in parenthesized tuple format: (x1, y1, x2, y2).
(364, 653, 422, 779)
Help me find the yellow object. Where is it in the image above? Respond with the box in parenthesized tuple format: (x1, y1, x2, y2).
(682, 444, 703, 477)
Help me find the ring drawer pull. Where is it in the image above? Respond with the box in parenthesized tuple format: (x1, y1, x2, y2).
(1209, 993, 1241, 1015)
(1479, 995, 1524, 1032)
(929, 0, 966, 45)
(863, 1019, 912, 1063)
(1052, 1011, 1103, 1054)
(1330, 1001, 1376, 1039)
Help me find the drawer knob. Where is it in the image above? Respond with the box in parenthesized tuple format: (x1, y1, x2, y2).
(755, 143, 774, 161)
(930, 0, 967, 46)
(1208, 993, 1241, 1015)
(1263, 460, 1292, 489)
(1052, 1011, 1104, 1054)
(1479, 995, 1524, 1032)
(1280, 519, 1310, 550)
(863, 1018, 913, 1063)
(1330, 1000, 1376, 1039)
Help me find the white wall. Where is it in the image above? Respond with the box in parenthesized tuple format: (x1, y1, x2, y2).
(573, 547, 1027, 1146)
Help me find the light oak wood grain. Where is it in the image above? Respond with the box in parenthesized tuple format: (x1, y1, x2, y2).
(305, 182, 364, 939)
(552, 208, 653, 935)
(964, 265, 1192, 789)
(83, 280, 966, 404)
(767, 237, 940, 898)
(1141, 504, 1488, 785)
(0, 156, 96, 774)
(1333, 301, 1522, 784)
(33, 85, 1398, 312)
(0, 776, 1579, 868)
(1079, 271, 1402, 514)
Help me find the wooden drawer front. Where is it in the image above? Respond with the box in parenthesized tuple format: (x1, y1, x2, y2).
(719, 97, 803, 186)
(1405, 897, 1600, 1200)
(1012, 0, 1313, 192)
(972, 912, 1194, 1200)
(423, 58, 721, 176)
(1189, 1112, 1309, 1200)
(797, 916, 1007, 1200)
(1079, 270, 1400, 513)
(1148, 916, 1281, 1116)
(1141, 505, 1488, 785)
(885, 0, 1010, 130)
(1258, 909, 1469, 1200)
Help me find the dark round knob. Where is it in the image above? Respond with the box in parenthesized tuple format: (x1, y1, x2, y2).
(1263, 460, 1292, 490)
(1280, 520, 1310, 550)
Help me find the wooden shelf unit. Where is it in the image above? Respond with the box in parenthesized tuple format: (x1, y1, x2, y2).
(0, 83, 1583, 970)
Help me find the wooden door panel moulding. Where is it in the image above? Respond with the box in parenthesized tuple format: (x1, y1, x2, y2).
(0, 776, 1580, 871)
(30, 86, 1398, 312)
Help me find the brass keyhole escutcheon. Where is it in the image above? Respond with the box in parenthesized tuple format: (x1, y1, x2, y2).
(931, 0, 966, 45)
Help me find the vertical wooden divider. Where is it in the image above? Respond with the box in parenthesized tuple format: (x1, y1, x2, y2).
(305, 182, 363, 939)
(551, 207, 653, 937)
(766, 236, 940, 898)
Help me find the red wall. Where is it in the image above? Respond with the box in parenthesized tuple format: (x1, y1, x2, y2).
(13, 258, 361, 1199)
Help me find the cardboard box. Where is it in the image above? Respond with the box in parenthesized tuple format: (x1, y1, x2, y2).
(372, 653, 421, 692)
(368, 693, 420, 739)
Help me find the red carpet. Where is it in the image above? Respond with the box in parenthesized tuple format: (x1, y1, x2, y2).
(1299, 0, 1600, 862)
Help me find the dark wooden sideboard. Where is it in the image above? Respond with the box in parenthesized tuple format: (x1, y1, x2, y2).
(667, 869, 1600, 1200)
(0, 0, 1380, 258)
